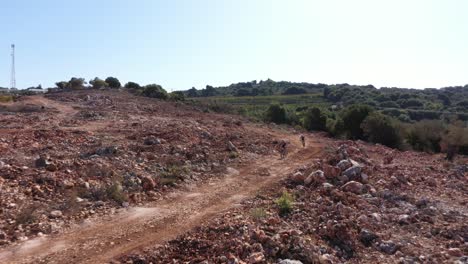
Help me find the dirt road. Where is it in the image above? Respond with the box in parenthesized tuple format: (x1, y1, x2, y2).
(0, 138, 321, 264)
(0, 95, 323, 263)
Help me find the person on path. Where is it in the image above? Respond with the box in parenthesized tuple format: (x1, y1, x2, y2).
(279, 140, 288, 159)
(300, 134, 305, 148)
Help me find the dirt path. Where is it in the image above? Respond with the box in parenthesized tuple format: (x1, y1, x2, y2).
(0, 133, 322, 264)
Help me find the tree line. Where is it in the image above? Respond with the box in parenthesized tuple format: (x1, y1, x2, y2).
(263, 103, 468, 160)
(54, 77, 185, 101)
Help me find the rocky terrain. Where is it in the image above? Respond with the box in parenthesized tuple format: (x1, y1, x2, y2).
(118, 140, 467, 263)
(0, 90, 466, 264)
(0, 90, 275, 250)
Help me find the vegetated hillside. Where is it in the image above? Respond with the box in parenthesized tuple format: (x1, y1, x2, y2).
(185, 81, 468, 159)
(119, 138, 468, 264)
(0, 90, 275, 248)
(184, 80, 468, 116)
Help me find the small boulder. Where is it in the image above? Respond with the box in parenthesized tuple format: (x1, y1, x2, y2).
(227, 141, 238, 152)
(305, 170, 325, 186)
(46, 163, 58, 172)
(141, 176, 156, 191)
(323, 164, 341, 178)
(359, 229, 379, 247)
(343, 165, 362, 179)
(398, 214, 410, 225)
(337, 159, 352, 171)
(378, 240, 399, 255)
(290, 172, 306, 183)
(35, 154, 50, 168)
(447, 248, 463, 257)
(50, 210, 63, 218)
(144, 137, 161, 145)
(278, 260, 303, 264)
(341, 181, 364, 194)
(248, 252, 265, 263)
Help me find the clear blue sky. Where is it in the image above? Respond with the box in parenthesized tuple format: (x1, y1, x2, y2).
(1, 0, 467, 90)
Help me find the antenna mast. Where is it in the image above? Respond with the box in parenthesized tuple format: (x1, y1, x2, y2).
(10, 44, 16, 89)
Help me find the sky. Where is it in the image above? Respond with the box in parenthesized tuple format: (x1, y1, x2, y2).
(1, 0, 467, 90)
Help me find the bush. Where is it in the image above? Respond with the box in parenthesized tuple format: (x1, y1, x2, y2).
(326, 117, 345, 137)
(106, 181, 127, 204)
(440, 120, 468, 160)
(302, 107, 327, 131)
(380, 101, 400, 108)
(124, 81, 141, 90)
(55, 81, 68, 89)
(282, 87, 307, 95)
(160, 165, 189, 186)
(68, 77, 86, 90)
(16, 204, 39, 225)
(276, 191, 294, 216)
(265, 104, 287, 124)
(250, 208, 267, 221)
(361, 112, 403, 148)
(405, 120, 445, 152)
(142, 84, 168, 100)
(105, 77, 121, 88)
(89, 77, 108, 89)
(169, 91, 185, 101)
(341, 105, 374, 139)
(0, 95, 13, 103)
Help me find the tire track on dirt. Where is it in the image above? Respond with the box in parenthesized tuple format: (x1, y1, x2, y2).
(0, 134, 322, 264)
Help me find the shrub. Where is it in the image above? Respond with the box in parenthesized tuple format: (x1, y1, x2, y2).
(440, 120, 468, 160)
(142, 84, 168, 100)
(405, 120, 445, 152)
(124, 81, 141, 89)
(265, 104, 287, 124)
(16, 204, 39, 225)
(341, 104, 374, 139)
(106, 181, 127, 204)
(361, 112, 402, 148)
(276, 191, 294, 216)
(169, 91, 185, 101)
(55, 81, 68, 89)
(105, 77, 121, 88)
(160, 165, 189, 186)
(282, 87, 307, 95)
(68, 77, 86, 90)
(250, 208, 267, 221)
(89, 77, 108, 89)
(380, 101, 400, 108)
(326, 117, 345, 137)
(302, 107, 327, 131)
(0, 95, 13, 103)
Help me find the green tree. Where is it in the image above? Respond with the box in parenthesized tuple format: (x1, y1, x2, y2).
(302, 107, 327, 131)
(265, 104, 287, 124)
(68, 77, 86, 90)
(361, 112, 402, 148)
(201, 85, 217, 97)
(187, 87, 198, 97)
(124, 81, 141, 89)
(169, 91, 185, 101)
(55, 81, 68, 89)
(341, 104, 374, 139)
(105, 77, 121, 88)
(89, 77, 108, 89)
(142, 84, 168, 99)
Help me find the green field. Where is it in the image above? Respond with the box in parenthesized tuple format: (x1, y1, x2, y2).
(190, 93, 330, 120)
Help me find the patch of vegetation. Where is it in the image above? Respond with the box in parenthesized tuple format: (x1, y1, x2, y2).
(276, 191, 294, 216)
(159, 165, 190, 186)
(0, 95, 13, 103)
(250, 207, 267, 221)
(106, 180, 128, 204)
(16, 203, 40, 225)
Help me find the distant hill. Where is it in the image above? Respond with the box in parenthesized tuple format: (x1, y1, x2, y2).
(184, 80, 468, 115)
